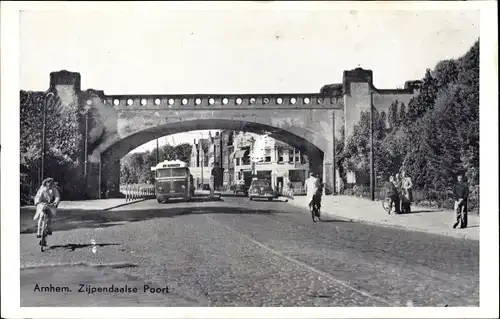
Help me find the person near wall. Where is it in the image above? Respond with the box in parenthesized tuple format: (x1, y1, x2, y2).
(453, 174, 469, 229)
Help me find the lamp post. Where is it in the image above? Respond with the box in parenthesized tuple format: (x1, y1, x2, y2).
(370, 91, 375, 201)
(83, 99, 92, 199)
(40, 91, 55, 183)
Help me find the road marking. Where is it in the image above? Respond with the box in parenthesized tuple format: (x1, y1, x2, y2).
(204, 216, 394, 306)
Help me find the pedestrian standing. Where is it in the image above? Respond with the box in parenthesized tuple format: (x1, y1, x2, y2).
(394, 172, 403, 212)
(387, 176, 401, 214)
(453, 174, 469, 229)
(401, 171, 413, 213)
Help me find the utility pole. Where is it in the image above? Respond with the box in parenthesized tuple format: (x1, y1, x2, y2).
(200, 133, 204, 185)
(332, 110, 336, 195)
(370, 91, 375, 201)
(156, 138, 160, 164)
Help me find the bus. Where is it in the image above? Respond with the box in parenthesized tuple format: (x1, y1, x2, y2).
(151, 160, 195, 203)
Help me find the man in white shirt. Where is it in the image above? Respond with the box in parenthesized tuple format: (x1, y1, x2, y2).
(304, 172, 318, 209)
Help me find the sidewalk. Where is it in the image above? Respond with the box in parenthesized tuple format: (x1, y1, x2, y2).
(287, 195, 479, 241)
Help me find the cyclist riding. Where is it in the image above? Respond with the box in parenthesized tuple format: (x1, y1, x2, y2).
(33, 178, 60, 239)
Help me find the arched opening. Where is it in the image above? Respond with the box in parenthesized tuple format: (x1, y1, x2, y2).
(99, 120, 327, 198)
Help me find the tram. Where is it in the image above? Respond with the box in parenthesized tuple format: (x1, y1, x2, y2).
(151, 160, 195, 203)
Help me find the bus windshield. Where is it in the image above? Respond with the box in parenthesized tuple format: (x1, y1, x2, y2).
(156, 168, 187, 178)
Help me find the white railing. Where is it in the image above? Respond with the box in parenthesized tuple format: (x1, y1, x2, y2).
(120, 184, 155, 202)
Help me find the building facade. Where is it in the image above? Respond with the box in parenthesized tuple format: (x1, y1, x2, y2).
(189, 131, 310, 192)
(231, 132, 310, 191)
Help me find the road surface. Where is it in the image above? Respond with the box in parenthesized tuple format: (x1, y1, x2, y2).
(20, 196, 479, 307)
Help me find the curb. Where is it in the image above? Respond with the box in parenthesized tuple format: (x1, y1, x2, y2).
(286, 199, 479, 241)
(101, 198, 149, 211)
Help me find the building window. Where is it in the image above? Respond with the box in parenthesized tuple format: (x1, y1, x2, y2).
(264, 148, 272, 163)
(295, 155, 301, 164)
(236, 158, 240, 166)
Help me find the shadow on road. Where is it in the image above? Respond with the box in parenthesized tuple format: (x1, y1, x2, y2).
(20, 205, 296, 234)
(316, 219, 351, 223)
(161, 197, 224, 204)
(399, 209, 441, 214)
(48, 243, 120, 251)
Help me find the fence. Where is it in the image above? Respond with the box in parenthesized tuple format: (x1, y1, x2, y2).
(281, 186, 307, 199)
(120, 184, 156, 202)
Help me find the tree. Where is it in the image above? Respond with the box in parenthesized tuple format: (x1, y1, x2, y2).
(20, 90, 84, 203)
(319, 83, 343, 96)
(174, 143, 193, 163)
(388, 100, 399, 128)
(120, 142, 193, 184)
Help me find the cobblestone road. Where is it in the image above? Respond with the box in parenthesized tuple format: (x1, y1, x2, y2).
(20, 196, 479, 307)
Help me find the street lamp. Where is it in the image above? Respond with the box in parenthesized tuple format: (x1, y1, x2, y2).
(40, 91, 55, 183)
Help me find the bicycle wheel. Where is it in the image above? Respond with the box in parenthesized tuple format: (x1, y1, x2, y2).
(382, 198, 391, 213)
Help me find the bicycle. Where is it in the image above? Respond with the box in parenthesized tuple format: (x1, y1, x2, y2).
(382, 197, 392, 214)
(310, 202, 321, 222)
(38, 203, 56, 252)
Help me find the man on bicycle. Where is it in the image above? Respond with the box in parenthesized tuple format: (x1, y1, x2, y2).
(33, 178, 60, 238)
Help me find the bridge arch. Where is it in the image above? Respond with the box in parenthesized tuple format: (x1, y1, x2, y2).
(99, 119, 327, 161)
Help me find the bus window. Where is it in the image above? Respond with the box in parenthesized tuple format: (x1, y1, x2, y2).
(171, 168, 187, 177)
(156, 169, 170, 179)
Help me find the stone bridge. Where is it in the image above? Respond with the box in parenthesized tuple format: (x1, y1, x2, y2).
(45, 68, 421, 199)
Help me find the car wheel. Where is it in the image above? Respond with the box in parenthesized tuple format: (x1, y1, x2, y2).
(249, 197, 253, 201)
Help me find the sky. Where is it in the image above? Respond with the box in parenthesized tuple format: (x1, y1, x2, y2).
(18, 4, 480, 153)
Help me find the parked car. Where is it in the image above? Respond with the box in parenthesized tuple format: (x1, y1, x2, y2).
(232, 183, 248, 196)
(195, 183, 221, 198)
(248, 179, 274, 201)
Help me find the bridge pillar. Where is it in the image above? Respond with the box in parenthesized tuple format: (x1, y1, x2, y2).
(322, 141, 336, 195)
